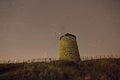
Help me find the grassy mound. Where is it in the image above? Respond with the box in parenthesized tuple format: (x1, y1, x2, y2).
(0, 58, 120, 80)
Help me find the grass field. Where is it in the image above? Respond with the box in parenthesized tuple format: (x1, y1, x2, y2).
(0, 58, 120, 80)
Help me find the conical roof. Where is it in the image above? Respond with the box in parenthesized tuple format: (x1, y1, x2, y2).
(60, 33, 76, 40)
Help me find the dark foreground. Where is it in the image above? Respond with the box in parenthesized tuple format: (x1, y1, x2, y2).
(0, 58, 120, 80)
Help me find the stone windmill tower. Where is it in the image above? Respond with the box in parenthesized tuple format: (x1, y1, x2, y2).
(59, 33, 80, 61)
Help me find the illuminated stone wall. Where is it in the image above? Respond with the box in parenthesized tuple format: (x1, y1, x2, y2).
(59, 33, 80, 61)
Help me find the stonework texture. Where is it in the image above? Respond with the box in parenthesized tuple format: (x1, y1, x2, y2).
(59, 33, 80, 61)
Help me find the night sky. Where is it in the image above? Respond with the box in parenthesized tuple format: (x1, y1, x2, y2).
(0, 0, 120, 60)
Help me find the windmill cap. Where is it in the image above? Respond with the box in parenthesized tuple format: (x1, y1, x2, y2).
(60, 33, 76, 40)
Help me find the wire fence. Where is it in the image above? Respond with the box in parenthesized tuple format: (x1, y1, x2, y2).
(0, 55, 120, 63)
(80, 55, 120, 61)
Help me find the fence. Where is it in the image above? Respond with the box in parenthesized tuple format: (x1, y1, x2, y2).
(80, 55, 120, 61)
(0, 55, 120, 63)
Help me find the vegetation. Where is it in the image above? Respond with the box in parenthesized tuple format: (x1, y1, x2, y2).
(0, 58, 120, 80)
